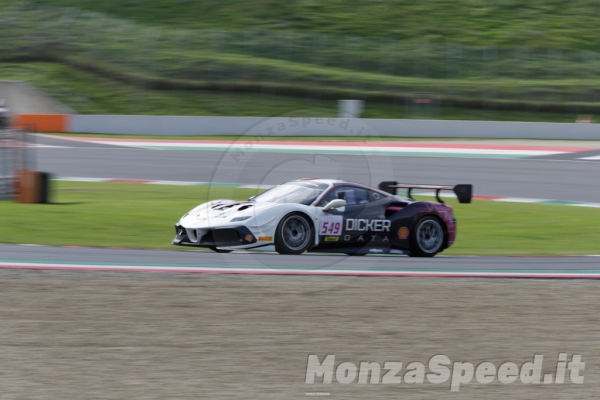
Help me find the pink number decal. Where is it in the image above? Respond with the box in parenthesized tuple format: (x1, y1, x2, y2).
(320, 216, 343, 236)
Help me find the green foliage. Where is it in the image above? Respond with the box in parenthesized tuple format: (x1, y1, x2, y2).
(1, 62, 581, 121)
(1, 3, 598, 118)
(13, 0, 600, 50)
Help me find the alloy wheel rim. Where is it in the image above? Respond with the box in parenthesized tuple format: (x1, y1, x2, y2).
(282, 216, 310, 251)
(417, 219, 443, 253)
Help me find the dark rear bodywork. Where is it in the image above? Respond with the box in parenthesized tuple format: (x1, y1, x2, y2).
(309, 181, 471, 256)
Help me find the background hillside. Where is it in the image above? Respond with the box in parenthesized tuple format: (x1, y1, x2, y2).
(1, 1, 599, 121)
(14, 0, 600, 50)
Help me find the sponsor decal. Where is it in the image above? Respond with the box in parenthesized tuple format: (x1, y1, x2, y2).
(319, 215, 343, 236)
(398, 227, 409, 239)
(369, 248, 384, 253)
(343, 235, 389, 242)
(196, 217, 208, 221)
(324, 236, 339, 242)
(345, 219, 391, 232)
(258, 236, 273, 242)
(244, 235, 254, 242)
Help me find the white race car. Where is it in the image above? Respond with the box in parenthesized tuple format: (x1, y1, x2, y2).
(172, 178, 471, 256)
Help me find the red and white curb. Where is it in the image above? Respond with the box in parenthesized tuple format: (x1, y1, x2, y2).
(42, 135, 596, 158)
(53, 177, 600, 208)
(1, 261, 600, 279)
(54, 177, 274, 190)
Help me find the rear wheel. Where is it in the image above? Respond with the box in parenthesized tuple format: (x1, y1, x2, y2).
(275, 213, 314, 255)
(409, 216, 445, 257)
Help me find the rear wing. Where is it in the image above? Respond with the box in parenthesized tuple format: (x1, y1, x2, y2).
(378, 181, 472, 204)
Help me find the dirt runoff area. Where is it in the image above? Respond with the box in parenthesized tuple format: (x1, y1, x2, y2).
(0, 271, 597, 399)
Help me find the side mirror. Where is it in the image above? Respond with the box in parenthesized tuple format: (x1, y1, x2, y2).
(322, 199, 346, 212)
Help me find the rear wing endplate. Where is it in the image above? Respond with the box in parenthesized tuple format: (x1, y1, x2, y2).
(378, 181, 472, 204)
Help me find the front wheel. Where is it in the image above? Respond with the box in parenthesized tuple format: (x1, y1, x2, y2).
(409, 216, 445, 257)
(275, 213, 314, 255)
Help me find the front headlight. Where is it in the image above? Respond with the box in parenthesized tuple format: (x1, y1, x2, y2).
(231, 216, 251, 222)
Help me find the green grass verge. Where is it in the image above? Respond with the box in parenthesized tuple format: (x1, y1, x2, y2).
(0, 181, 598, 256)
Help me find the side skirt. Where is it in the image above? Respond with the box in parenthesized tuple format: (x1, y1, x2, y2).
(308, 246, 408, 256)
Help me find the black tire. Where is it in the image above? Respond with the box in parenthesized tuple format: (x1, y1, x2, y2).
(208, 246, 232, 253)
(409, 216, 445, 257)
(275, 212, 314, 255)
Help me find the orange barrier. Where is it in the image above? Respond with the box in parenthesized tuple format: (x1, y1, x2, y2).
(14, 170, 50, 204)
(12, 114, 70, 132)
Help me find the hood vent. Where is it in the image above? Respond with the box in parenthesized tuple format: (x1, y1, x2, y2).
(213, 203, 237, 210)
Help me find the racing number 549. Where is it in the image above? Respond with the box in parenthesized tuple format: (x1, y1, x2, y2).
(320, 221, 342, 235)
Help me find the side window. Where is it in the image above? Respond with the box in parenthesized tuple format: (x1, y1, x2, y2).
(352, 188, 369, 204)
(320, 186, 379, 206)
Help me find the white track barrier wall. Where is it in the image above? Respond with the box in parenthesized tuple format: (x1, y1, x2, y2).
(70, 115, 600, 140)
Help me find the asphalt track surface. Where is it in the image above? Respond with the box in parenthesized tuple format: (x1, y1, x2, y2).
(7, 135, 598, 274)
(36, 135, 600, 202)
(1, 245, 599, 278)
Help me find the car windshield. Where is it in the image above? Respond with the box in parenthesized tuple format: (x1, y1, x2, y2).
(252, 182, 327, 205)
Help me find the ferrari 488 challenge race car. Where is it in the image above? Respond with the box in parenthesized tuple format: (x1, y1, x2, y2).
(172, 179, 471, 257)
